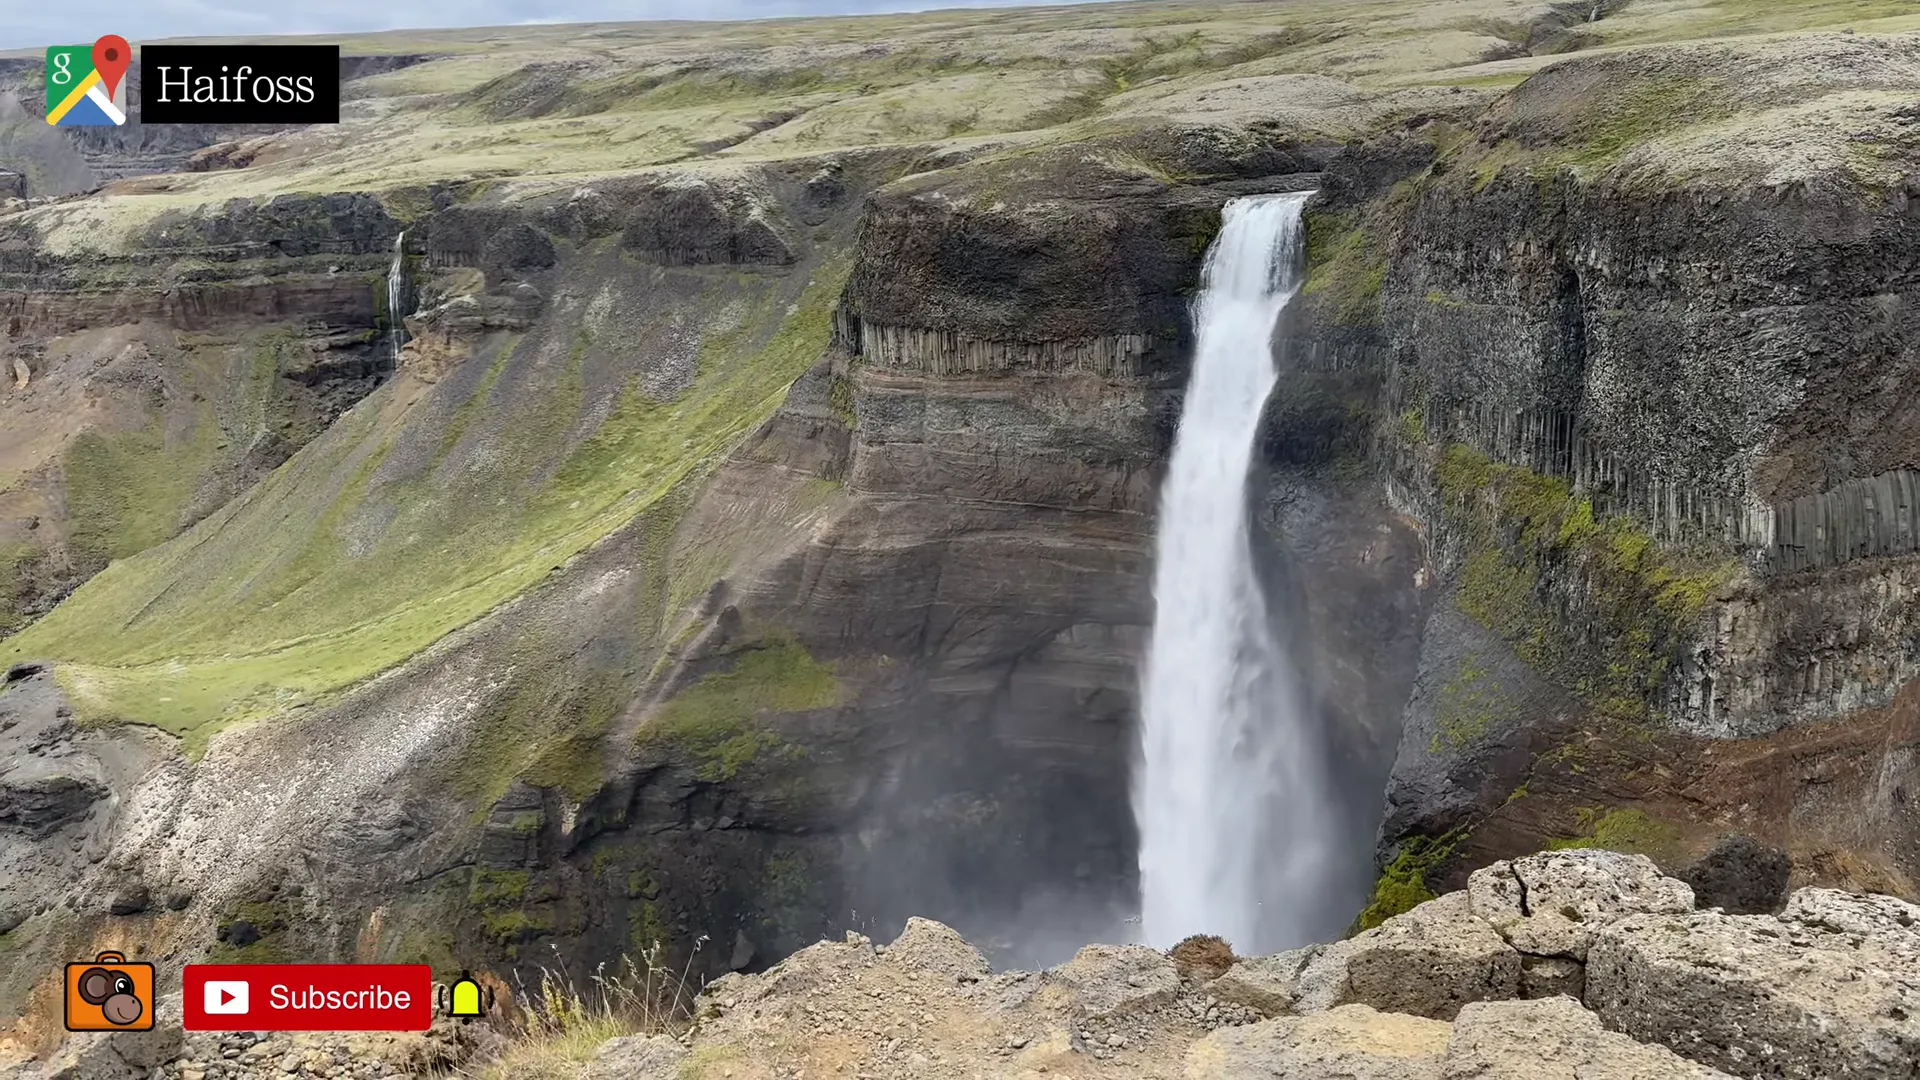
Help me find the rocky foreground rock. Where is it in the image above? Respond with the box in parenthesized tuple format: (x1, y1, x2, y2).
(7, 850, 1917, 1078)
(551, 849, 1912, 1080)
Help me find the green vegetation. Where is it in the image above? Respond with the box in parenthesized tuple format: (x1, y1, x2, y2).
(468, 868, 532, 907)
(1549, 806, 1681, 858)
(826, 373, 857, 428)
(207, 898, 296, 963)
(1398, 408, 1425, 445)
(481, 908, 555, 945)
(637, 633, 843, 781)
(7, 255, 853, 754)
(10, 0, 1913, 256)
(1302, 211, 1385, 326)
(1569, 77, 1738, 166)
(1354, 828, 1466, 933)
(1428, 651, 1512, 753)
(1436, 444, 1737, 721)
(63, 418, 220, 564)
(440, 656, 624, 810)
(469, 867, 557, 948)
(631, 901, 670, 955)
(758, 850, 812, 913)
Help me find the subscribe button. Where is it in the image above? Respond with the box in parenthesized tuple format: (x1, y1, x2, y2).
(182, 964, 432, 1031)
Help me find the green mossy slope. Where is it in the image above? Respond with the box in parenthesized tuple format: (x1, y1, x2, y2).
(5, 254, 851, 754)
(1436, 444, 1738, 722)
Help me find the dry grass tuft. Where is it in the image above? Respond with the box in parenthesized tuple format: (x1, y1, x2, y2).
(1169, 933, 1237, 981)
(469, 937, 707, 1080)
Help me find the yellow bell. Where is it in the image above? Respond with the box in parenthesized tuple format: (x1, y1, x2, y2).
(449, 976, 485, 1018)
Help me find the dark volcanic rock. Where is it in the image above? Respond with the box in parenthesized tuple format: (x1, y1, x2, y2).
(620, 179, 796, 266)
(1681, 834, 1792, 915)
(145, 192, 400, 258)
(480, 221, 557, 272)
(1358, 37, 1920, 886)
(840, 148, 1228, 378)
(105, 884, 150, 916)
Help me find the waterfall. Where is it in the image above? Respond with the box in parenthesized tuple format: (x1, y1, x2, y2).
(1135, 192, 1337, 954)
(386, 231, 407, 364)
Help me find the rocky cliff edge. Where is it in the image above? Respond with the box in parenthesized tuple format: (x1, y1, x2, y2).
(14, 849, 1916, 1080)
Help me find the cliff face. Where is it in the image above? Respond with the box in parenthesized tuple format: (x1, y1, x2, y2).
(3, 3, 1919, 1061)
(1299, 35, 1920, 902)
(0, 193, 393, 637)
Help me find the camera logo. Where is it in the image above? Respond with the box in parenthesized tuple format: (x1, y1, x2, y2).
(45, 36, 130, 128)
(65, 951, 154, 1031)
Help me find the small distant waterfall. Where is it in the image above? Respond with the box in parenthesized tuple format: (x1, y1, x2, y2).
(386, 231, 408, 364)
(1135, 192, 1337, 954)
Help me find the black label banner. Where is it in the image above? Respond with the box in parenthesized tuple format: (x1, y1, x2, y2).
(139, 44, 339, 124)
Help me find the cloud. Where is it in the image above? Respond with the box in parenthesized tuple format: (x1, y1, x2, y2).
(3, 0, 1103, 51)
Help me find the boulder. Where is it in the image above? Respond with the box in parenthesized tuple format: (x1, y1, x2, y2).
(35, 1026, 183, 1080)
(1466, 850, 1694, 961)
(1515, 955, 1584, 1000)
(1442, 997, 1735, 1079)
(881, 917, 991, 984)
(582, 1034, 685, 1080)
(1045, 944, 1180, 1020)
(1183, 1004, 1448, 1079)
(105, 885, 150, 916)
(1297, 892, 1521, 1020)
(1778, 886, 1920, 960)
(1681, 835, 1792, 915)
(480, 222, 556, 272)
(1208, 947, 1320, 1017)
(1585, 902, 1920, 1079)
(0, 756, 109, 839)
(699, 935, 872, 1014)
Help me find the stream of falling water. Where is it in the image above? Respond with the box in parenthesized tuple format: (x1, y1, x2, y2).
(1135, 192, 1336, 954)
(387, 231, 407, 364)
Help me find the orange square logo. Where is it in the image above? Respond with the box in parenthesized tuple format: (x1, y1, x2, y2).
(64, 952, 154, 1031)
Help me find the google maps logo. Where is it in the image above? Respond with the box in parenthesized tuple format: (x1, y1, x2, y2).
(46, 35, 132, 127)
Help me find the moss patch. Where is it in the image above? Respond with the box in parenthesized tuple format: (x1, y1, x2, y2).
(1549, 806, 1681, 859)
(207, 898, 297, 963)
(1353, 828, 1466, 933)
(63, 416, 221, 564)
(1428, 651, 1512, 754)
(1302, 210, 1385, 326)
(826, 372, 856, 427)
(440, 655, 624, 810)
(630, 900, 670, 955)
(637, 632, 843, 781)
(1437, 444, 1737, 721)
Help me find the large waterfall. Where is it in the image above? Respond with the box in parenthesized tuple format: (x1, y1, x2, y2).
(1135, 192, 1336, 954)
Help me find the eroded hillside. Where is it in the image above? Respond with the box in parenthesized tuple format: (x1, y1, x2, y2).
(2, 0, 1919, 1065)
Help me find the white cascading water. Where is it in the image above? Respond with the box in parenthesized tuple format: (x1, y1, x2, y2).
(387, 231, 407, 363)
(1136, 192, 1336, 954)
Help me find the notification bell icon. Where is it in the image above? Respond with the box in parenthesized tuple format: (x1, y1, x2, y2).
(437, 972, 491, 1020)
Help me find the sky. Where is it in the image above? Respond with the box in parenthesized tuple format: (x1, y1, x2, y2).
(3, 0, 1105, 51)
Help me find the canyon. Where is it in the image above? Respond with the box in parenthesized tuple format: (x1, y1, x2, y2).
(1, 0, 1918, 1074)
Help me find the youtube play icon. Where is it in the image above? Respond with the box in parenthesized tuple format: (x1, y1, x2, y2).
(204, 980, 249, 1014)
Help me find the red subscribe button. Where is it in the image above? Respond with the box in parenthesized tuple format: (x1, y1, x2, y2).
(183, 964, 432, 1031)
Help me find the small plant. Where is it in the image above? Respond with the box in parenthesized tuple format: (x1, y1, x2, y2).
(470, 935, 708, 1080)
(1168, 933, 1237, 980)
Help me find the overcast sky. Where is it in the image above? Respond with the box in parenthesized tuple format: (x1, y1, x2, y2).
(4, 0, 1105, 51)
